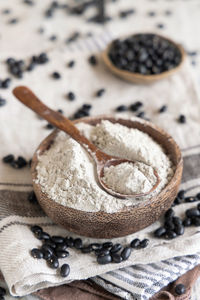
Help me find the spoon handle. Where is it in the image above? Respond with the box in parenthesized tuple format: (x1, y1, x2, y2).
(13, 86, 100, 157)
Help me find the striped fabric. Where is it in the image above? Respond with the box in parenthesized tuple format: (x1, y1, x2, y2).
(92, 255, 200, 300)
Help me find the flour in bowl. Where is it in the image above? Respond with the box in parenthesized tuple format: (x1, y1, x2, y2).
(36, 119, 174, 213)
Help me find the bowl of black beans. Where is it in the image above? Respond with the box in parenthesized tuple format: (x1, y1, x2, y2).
(102, 33, 185, 84)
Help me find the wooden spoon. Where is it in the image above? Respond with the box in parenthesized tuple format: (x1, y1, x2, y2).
(13, 86, 160, 199)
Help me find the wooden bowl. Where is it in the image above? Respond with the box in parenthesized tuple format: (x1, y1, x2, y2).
(102, 33, 186, 84)
(32, 116, 183, 238)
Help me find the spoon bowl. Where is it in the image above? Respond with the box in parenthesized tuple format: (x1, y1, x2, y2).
(99, 158, 160, 199)
(102, 33, 186, 84)
(31, 116, 183, 238)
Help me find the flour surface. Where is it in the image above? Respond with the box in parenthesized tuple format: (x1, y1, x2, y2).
(102, 162, 157, 195)
(36, 119, 174, 213)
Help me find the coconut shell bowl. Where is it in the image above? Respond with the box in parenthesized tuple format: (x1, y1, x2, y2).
(32, 116, 183, 239)
(102, 33, 186, 84)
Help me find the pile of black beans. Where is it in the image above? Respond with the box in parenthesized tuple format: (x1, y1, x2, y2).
(108, 34, 182, 75)
(2, 154, 27, 169)
(73, 103, 92, 119)
(6, 53, 49, 78)
(0, 286, 6, 300)
(154, 190, 200, 239)
(30, 225, 149, 276)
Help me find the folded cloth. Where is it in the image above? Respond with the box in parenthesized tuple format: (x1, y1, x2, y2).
(34, 266, 200, 300)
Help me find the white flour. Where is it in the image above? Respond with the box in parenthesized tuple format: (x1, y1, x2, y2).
(36, 119, 174, 213)
(102, 162, 157, 195)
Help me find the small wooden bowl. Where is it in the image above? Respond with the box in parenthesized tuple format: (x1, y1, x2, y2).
(32, 116, 183, 238)
(102, 33, 186, 84)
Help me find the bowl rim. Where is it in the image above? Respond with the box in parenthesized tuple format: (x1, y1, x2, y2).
(102, 32, 186, 82)
(31, 115, 183, 216)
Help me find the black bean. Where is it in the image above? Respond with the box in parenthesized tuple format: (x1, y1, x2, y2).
(0, 287, 6, 297)
(88, 55, 97, 65)
(42, 249, 53, 260)
(154, 227, 166, 238)
(65, 32, 80, 44)
(119, 9, 135, 19)
(196, 193, 200, 200)
(130, 101, 143, 112)
(51, 236, 64, 244)
(186, 208, 200, 218)
(49, 35, 57, 41)
(174, 224, 184, 235)
(41, 244, 54, 254)
(148, 11, 156, 17)
(65, 237, 74, 247)
(44, 240, 57, 249)
(2, 154, 14, 163)
(111, 253, 123, 263)
(178, 114, 186, 124)
(137, 111, 145, 118)
(96, 88, 105, 97)
(67, 92, 76, 101)
(74, 238, 82, 249)
(139, 239, 149, 248)
(110, 244, 122, 253)
(95, 249, 110, 256)
(1, 78, 11, 88)
(28, 191, 37, 203)
(90, 243, 102, 251)
(82, 104, 92, 111)
(16, 156, 27, 168)
(173, 217, 182, 226)
(97, 254, 112, 265)
(102, 242, 113, 249)
(130, 238, 140, 248)
(178, 190, 185, 199)
(165, 208, 175, 219)
(2, 9, 11, 14)
(81, 246, 93, 254)
(8, 18, 19, 24)
(164, 219, 175, 231)
(157, 23, 165, 29)
(31, 225, 43, 234)
(60, 264, 70, 277)
(24, 0, 34, 5)
(52, 72, 61, 79)
(165, 231, 177, 239)
(46, 123, 54, 130)
(37, 231, 50, 240)
(68, 60, 75, 68)
(48, 256, 59, 269)
(121, 247, 132, 260)
(116, 105, 128, 112)
(56, 243, 68, 251)
(56, 250, 69, 258)
(0, 98, 6, 107)
(175, 283, 186, 295)
(165, 10, 172, 16)
(159, 105, 167, 113)
(31, 248, 43, 259)
(191, 216, 200, 226)
(185, 196, 197, 203)
(173, 197, 183, 205)
(183, 218, 192, 227)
